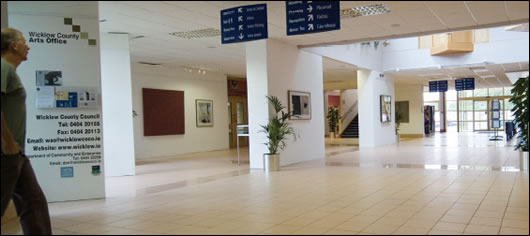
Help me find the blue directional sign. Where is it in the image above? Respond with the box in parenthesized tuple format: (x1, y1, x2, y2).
(286, 1, 340, 36)
(455, 78, 475, 91)
(429, 80, 448, 92)
(221, 4, 268, 44)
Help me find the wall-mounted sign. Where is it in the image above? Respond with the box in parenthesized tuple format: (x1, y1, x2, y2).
(455, 78, 475, 91)
(286, 1, 340, 36)
(221, 3, 268, 44)
(429, 80, 448, 92)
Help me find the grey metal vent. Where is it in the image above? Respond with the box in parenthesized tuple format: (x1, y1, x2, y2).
(131, 35, 145, 39)
(138, 62, 161, 66)
(170, 28, 221, 39)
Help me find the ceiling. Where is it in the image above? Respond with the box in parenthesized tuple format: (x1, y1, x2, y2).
(98, 1, 529, 86)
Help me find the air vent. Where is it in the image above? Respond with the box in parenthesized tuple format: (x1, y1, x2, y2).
(170, 28, 221, 39)
(341, 4, 391, 18)
(131, 35, 145, 39)
(108, 32, 129, 35)
(138, 62, 161, 66)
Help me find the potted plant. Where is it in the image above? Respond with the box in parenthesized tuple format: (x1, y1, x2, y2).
(260, 96, 297, 172)
(327, 106, 340, 139)
(395, 110, 403, 143)
(509, 76, 529, 166)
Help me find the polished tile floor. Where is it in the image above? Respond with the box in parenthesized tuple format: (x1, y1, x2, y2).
(1, 132, 528, 235)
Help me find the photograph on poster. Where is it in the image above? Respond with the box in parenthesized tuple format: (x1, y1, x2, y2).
(380, 95, 392, 123)
(36, 70, 63, 86)
(196, 99, 214, 127)
(289, 90, 311, 120)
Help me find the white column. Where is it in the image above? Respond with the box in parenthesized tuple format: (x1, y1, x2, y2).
(100, 33, 135, 177)
(358, 69, 396, 147)
(246, 40, 270, 169)
(246, 39, 325, 169)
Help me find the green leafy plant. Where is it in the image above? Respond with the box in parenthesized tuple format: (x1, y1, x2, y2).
(510, 76, 529, 152)
(395, 110, 403, 135)
(260, 96, 297, 154)
(327, 106, 340, 134)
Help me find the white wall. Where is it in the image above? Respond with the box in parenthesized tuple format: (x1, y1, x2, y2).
(100, 33, 135, 177)
(382, 27, 529, 71)
(131, 64, 229, 159)
(303, 43, 383, 72)
(358, 70, 396, 147)
(267, 39, 325, 166)
(395, 83, 424, 135)
(246, 39, 325, 169)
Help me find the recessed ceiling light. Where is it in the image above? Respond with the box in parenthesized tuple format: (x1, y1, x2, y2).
(341, 4, 391, 18)
(479, 75, 496, 78)
(170, 28, 221, 39)
(472, 69, 489, 73)
(418, 73, 445, 77)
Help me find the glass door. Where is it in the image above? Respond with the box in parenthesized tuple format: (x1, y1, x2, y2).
(228, 97, 248, 148)
(473, 100, 489, 131)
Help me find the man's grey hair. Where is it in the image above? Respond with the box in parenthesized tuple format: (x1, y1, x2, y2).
(1, 28, 22, 54)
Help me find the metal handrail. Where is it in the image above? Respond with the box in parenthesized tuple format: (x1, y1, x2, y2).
(339, 101, 358, 135)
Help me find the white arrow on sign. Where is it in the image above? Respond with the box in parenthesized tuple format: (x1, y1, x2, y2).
(308, 24, 314, 30)
(239, 33, 244, 40)
(238, 7, 243, 13)
(308, 14, 314, 21)
(307, 5, 313, 13)
(239, 25, 243, 30)
(238, 16, 243, 22)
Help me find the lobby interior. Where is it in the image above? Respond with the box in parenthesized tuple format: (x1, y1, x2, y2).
(1, 1, 529, 235)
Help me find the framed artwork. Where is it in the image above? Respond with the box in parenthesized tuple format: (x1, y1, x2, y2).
(288, 90, 311, 120)
(196, 99, 213, 127)
(143, 88, 184, 136)
(380, 95, 391, 123)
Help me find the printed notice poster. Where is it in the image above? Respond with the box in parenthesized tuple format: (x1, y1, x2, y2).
(36, 86, 56, 108)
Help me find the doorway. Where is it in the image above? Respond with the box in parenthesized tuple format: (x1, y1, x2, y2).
(473, 100, 489, 131)
(228, 96, 248, 148)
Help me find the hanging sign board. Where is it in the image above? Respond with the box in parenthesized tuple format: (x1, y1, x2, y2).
(221, 3, 268, 44)
(455, 78, 475, 91)
(429, 80, 448, 92)
(286, 1, 340, 36)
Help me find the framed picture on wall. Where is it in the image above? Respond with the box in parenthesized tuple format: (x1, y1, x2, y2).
(288, 90, 311, 120)
(380, 95, 391, 123)
(196, 99, 213, 127)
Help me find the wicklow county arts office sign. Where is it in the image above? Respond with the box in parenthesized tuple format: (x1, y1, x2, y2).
(28, 32, 80, 44)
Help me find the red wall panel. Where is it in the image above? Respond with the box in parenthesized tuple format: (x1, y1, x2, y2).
(328, 95, 340, 107)
(142, 88, 185, 136)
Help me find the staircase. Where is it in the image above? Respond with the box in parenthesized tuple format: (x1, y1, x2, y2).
(341, 116, 359, 138)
